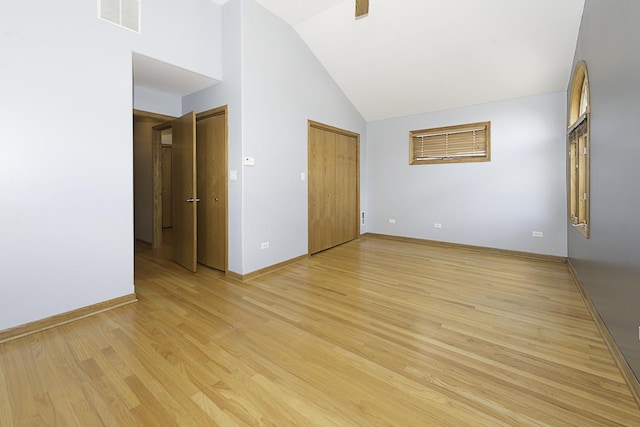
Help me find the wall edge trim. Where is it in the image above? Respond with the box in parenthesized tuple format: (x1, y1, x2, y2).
(567, 260, 640, 409)
(0, 294, 138, 344)
(226, 254, 309, 282)
(362, 233, 566, 263)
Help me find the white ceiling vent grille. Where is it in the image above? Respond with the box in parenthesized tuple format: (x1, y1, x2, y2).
(98, 0, 140, 33)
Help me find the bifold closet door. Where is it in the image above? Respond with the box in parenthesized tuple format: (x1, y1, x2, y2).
(308, 123, 359, 254)
(308, 126, 336, 254)
(334, 133, 357, 245)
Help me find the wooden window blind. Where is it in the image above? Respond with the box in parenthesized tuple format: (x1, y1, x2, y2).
(410, 121, 491, 165)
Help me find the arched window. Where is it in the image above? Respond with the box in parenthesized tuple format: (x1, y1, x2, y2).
(568, 61, 590, 238)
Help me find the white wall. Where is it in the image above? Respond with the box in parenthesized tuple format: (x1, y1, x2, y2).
(134, 86, 182, 117)
(367, 92, 568, 256)
(133, 0, 222, 81)
(241, 0, 366, 274)
(183, 0, 245, 274)
(568, 0, 640, 378)
(185, 0, 366, 275)
(0, 0, 221, 330)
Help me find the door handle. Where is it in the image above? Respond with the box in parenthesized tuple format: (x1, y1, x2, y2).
(186, 198, 200, 203)
(215, 198, 219, 201)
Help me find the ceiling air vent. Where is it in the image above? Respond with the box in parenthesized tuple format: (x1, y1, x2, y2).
(98, 0, 140, 33)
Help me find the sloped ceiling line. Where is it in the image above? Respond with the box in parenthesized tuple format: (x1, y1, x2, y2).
(171, 0, 586, 121)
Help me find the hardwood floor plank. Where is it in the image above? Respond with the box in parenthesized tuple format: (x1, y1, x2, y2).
(191, 391, 240, 426)
(1, 236, 639, 426)
(0, 362, 13, 427)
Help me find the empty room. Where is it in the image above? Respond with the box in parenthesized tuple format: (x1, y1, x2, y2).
(1, 0, 639, 425)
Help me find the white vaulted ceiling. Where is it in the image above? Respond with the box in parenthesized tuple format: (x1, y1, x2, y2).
(208, 0, 584, 120)
(247, 0, 585, 121)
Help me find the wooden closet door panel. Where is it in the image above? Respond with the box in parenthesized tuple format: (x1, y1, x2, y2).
(308, 127, 336, 254)
(335, 133, 358, 245)
(172, 111, 197, 272)
(161, 146, 172, 228)
(196, 113, 227, 271)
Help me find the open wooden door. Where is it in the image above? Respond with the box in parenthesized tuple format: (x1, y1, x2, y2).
(196, 108, 228, 271)
(161, 146, 172, 228)
(172, 111, 197, 272)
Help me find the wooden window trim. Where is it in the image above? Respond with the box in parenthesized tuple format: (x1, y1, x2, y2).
(568, 61, 590, 238)
(409, 121, 491, 165)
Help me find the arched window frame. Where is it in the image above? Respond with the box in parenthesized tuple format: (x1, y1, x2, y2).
(568, 61, 590, 238)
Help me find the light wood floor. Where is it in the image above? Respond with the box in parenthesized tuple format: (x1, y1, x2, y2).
(1, 236, 639, 426)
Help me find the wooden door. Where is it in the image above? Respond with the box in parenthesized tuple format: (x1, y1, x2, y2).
(161, 146, 172, 228)
(308, 126, 337, 254)
(335, 133, 358, 245)
(171, 112, 197, 272)
(308, 127, 336, 253)
(308, 122, 359, 254)
(196, 110, 227, 271)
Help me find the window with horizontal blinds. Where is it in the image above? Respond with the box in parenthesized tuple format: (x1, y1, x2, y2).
(410, 121, 491, 165)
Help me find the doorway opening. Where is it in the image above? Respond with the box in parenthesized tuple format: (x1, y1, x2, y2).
(134, 107, 229, 273)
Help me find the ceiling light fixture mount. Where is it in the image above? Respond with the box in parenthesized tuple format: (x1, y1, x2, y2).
(355, 0, 369, 19)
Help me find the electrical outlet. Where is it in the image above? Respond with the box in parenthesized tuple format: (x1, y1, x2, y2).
(532, 231, 544, 238)
(261, 242, 269, 249)
(434, 223, 442, 229)
(388, 219, 396, 224)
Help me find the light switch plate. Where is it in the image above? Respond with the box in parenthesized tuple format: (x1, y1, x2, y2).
(244, 157, 255, 166)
